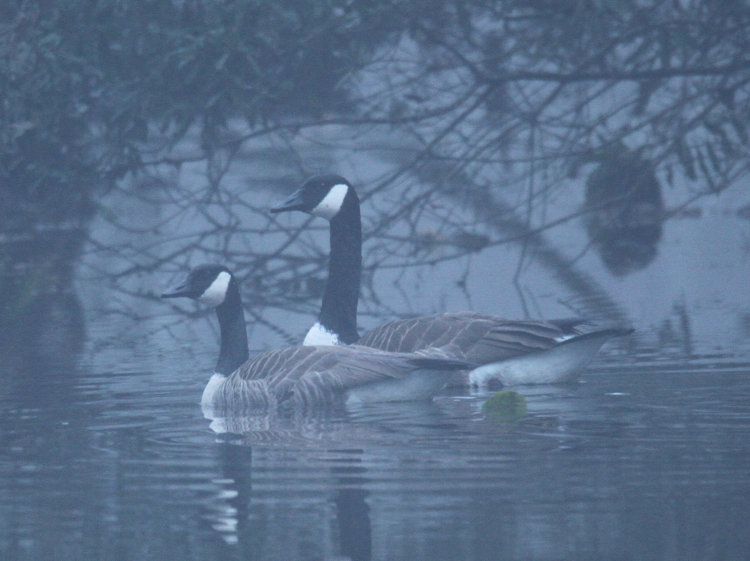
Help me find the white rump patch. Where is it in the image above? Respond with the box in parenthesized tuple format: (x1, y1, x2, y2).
(303, 322, 341, 346)
(311, 183, 348, 220)
(198, 271, 231, 306)
(469, 332, 611, 386)
(201, 373, 228, 407)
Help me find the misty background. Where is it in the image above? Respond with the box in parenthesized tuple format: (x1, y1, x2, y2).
(2, 1, 749, 360)
(2, 2, 750, 560)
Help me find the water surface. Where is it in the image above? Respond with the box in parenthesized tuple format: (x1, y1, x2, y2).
(1, 149, 748, 561)
(2, 325, 749, 561)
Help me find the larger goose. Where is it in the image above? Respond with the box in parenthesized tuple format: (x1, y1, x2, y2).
(270, 174, 632, 386)
(161, 264, 474, 411)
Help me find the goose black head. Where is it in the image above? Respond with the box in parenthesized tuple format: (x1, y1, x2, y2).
(161, 264, 234, 307)
(271, 174, 356, 221)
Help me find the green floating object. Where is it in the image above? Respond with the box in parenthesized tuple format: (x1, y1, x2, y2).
(482, 390, 527, 422)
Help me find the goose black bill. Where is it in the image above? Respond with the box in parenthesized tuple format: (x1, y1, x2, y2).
(270, 189, 306, 214)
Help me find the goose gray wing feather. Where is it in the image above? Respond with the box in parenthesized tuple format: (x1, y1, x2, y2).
(357, 312, 588, 364)
(291, 345, 473, 406)
(358, 312, 492, 353)
(222, 344, 472, 410)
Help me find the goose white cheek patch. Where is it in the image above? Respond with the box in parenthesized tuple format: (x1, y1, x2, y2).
(311, 183, 348, 220)
(198, 271, 231, 305)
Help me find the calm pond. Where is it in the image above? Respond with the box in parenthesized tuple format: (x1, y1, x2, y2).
(4, 3, 750, 559)
(1, 178, 749, 561)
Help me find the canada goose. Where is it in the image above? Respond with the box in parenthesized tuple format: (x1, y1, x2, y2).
(271, 174, 633, 386)
(161, 264, 474, 411)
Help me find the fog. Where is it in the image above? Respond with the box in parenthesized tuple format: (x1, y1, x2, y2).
(2, 3, 750, 560)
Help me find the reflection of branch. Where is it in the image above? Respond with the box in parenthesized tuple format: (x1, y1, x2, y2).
(85, 4, 750, 346)
(487, 59, 750, 84)
(137, 92, 490, 170)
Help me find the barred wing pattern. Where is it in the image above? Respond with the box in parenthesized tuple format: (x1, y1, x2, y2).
(357, 312, 585, 363)
(207, 345, 473, 412)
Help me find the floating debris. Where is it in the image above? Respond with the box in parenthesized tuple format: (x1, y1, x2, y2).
(482, 390, 527, 423)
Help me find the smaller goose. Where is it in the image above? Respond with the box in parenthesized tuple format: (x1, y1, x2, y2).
(271, 175, 633, 386)
(161, 264, 474, 412)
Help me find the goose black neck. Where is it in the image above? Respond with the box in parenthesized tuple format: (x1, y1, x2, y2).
(214, 279, 249, 375)
(319, 191, 361, 344)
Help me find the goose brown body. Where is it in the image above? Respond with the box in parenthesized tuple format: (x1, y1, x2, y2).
(162, 264, 474, 412)
(272, 175, 633, 386)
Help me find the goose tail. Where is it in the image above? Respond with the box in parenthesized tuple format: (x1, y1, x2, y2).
(469, 327, 634, 387)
